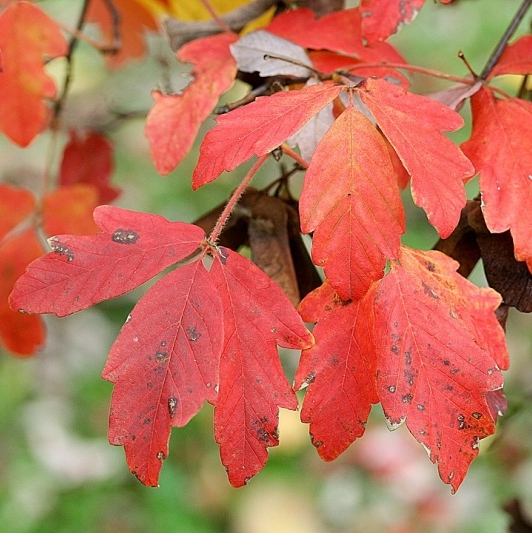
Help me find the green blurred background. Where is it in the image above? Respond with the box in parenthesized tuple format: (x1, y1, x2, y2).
(1, 1, 532, 532)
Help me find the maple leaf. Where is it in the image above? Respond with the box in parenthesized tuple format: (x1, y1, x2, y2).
(210, 247, 313, 487)
(59, 131, 120, 203)
(360, 0, 426, 45)
(86, 0, 159, 68)
(489, 35, 532, 78)
(461, 88, 532, 269)
(103, 259, 223, 486)
(193, 83, 342, 188)
(294, 281, 379, 461)
(299, 104, 405, 300)
(10, 206, 204, 316)
(0, 1, 67, 146)
(359, 78, 474, 238)
(145, 32, 238, 175)
(374, 246, 504, 492)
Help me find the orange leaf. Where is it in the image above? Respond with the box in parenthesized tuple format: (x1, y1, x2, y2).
(374, 246, 504, 492)
(0, 1, 67, 146)
(461, 88, 532, 268)
(43, 185, 100, 237)
(145, 32, 238, 175)
(86, 0, 159, 68)
(0, 184, 35, 240)
(299, 104, 405, 300)
(295, 281, 378, 460)
(1, 228, 45, 356)
(359, 78, 474, 238)
(193, 83, 342, 188)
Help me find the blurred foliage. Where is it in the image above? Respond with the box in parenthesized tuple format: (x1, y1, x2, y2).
(1, 1, 532, 532)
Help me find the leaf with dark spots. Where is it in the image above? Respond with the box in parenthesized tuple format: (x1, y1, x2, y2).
(210, 247, 313, 487)
(10, 206, 205, 317)
(102, 260, 223, 487)
(374, 246, 505, 492)
(294, 280, 378, 461)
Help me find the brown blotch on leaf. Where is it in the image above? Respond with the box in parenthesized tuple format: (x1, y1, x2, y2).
(49, 238, 74, 262)
(168, 397, 178, 418)
(112, 228, 140, 245)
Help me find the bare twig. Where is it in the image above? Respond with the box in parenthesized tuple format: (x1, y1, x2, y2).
(479, 0, 532, 79)
(164, 0, 278, 51)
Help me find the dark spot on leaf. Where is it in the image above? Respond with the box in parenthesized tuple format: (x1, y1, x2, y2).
(405, 351, 412, 366)
(472, 412, 482, 419)
(131, 435, 136, 441)
(304, 371, 316, 384)
(422, 281, 439, 299)
(257, 427, 270, 442)
(457, 414, 467, 430)
(156, 451, 166, 461)
(450, 368, 460, 375)
(443, 360, 451, 366)
(186, 326, 201, 342)
(417, 404, 425, 411)
(402, 394, 413, 404)
(388, 385, 396, 393)
(313, 440, 323, 447)
(444, 384, 454, 391)
(112, 228, 139, 245)
(147, 382, 153, 389)
(143, 418, 151, 425)
(419, 429, 427, 436)
(49, 238, 74, 262)
(425, 261, 436, 272)
(160, 340, 167, 347)
(156, 350, 168, 362)
(391, 345, 399, 354)
(168, 397, 178, 418)
(330, 357, 339, 366)
(260, 416, 268, 423)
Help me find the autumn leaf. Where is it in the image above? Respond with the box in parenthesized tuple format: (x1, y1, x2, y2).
(489, 35, 532, 78)
(10, 206, 204, 316)
(294, 281, 378, 461)
(0, 1, 67, 146)
(103, 259, 223, 486)
(266, 7, 408, 84)
(299, 104, 405, 300)
(193, 83, 342, 188)
(145, 32, 238, 175)
(359, 78, 474, 238)
(86, 0, 159, 68)
(374, 246, 504, 492)
(59, 131, 120, 203)
(210, 247, 313, 487)
(231, 30, 314, 77)
(360, 0, 426, 45)
(1, 229, 45, 356)
(461, 88, 532, 269)
(0, 184, 35, 240)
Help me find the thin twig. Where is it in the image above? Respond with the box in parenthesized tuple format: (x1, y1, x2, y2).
(200, 0, 232, 33)
(479, 0, 532, 79)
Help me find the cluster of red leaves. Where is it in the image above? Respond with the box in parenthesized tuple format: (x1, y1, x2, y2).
(3, 0, 532, 493)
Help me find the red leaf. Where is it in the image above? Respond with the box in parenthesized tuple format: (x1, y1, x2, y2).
(10, 206, 204, 316)
(42, 185, 100, 237)
(210, 247, 313, 487)
(0, 2, 67, 146)
(299, 104, 405, 300)
(0, 184, 35, 240)
(461, 88, 532, 267)
(374, 246, 504, 492)
(359, 78, 474, 238)
(490, 35, 532, 78)
(146, 33, 238, 175)
(360, 0, 426, 45)
(86, 0, 159, 68)
(103, 260, 223, 486)
(1, 229, 45, 356)
(294, 281, 378, 460)
(193, 83, 342, 188)
(266, 8, 408, 84)
(59, 131, 120, 203)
